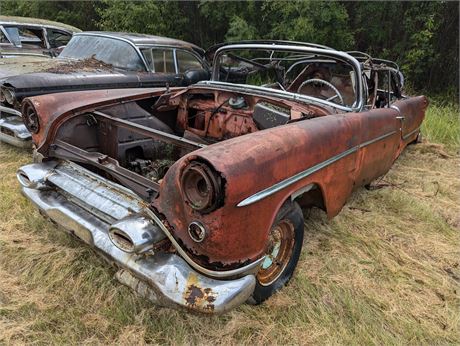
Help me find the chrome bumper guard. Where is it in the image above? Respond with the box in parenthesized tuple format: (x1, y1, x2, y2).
(17, 161, 256, 313)
(0, 115, 31, 148)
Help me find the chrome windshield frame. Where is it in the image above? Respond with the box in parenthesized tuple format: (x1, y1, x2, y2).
(210, 44, 364, 112)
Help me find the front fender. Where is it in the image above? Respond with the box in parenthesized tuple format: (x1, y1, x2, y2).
(154, 113, 364, 269)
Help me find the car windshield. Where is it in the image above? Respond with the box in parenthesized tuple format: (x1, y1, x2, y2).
(213, 47, 358, 108)
(59, 35, 146, 71)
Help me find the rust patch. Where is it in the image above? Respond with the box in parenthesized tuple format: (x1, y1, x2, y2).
(183, 273, 216, 312)
(185, 284, 204, 305)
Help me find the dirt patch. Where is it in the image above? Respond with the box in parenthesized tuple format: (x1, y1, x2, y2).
(45, 55, 114, 74)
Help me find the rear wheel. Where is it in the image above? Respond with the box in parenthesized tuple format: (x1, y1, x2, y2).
(250, 201, 304, 304)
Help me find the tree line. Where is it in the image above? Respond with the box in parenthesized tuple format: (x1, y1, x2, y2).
(1, 0, 458, 100)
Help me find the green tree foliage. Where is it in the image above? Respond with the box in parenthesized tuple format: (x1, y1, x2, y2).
(262, 1, 354, 49)
(225, 15, 257, 41)
(96, 0, 187, 40)
(0, 0, 100, 30)
(0, 0, 457, 98)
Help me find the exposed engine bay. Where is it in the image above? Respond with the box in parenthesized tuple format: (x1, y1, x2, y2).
(38, 88, 328, 196)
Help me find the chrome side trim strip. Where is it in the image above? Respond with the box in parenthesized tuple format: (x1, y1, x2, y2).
(237, 146, 358, 207)
(402, 127, 420, 140)
(237, 130, 398, 207)
(359, 130, 397, 148)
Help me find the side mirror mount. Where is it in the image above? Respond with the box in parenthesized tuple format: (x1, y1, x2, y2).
(183, 68, 210, 85)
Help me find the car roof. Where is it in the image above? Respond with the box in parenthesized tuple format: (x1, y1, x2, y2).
(78, 32, 205, 56)
(0, 15, 81, 33)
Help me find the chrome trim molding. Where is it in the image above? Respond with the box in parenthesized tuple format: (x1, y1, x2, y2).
(198, 81, 350, 112)
(0, 105, 22, 117)
(237, 146, 358, 207)
(389, 105, 401, 113)
(238, 130, 397, 207)
(108, 215, 166, 254)
(403, 126, 420, 140)
(0, 116, 32, 148)
(0, 21, 76, 34)
(188, 221, 207, 243)
(359, 130, 397, 148)
(144, 208, 265, 278)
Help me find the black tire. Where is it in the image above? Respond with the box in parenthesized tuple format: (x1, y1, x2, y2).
(250, 201, 304, 304)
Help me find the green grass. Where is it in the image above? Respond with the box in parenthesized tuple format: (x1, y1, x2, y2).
(421, 102, 459, 149)
(0, 105, 459, 344)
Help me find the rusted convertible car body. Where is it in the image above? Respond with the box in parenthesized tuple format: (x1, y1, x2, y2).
(17, 43, 427, 313)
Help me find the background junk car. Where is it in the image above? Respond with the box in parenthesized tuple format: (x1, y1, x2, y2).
(0, 15, 80, 58)
(0, 31, 209, 147)
(16, 42, 427, 313)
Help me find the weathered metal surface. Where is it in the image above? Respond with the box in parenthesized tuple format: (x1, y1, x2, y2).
(0, 57, 56, 79)
(393, 96, 429, 145)
(92, 110, 204, 151)
(17, 160, 256, 313)
(109, 215, 166, 254)
(49, 140, 160, 201)
(155, 96, 427, 268)
(18, 159, 264, 278)
(23, 88, 178, 147)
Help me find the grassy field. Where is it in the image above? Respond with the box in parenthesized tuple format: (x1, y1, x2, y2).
(0, 104, 459, 344)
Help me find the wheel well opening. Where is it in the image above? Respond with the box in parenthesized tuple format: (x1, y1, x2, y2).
(291, 184, 326, 213)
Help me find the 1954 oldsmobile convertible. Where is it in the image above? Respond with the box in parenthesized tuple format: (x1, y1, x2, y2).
(16, 42, 427, 314)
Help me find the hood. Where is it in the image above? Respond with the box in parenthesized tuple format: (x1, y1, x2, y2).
(0, 55, 57, 79)
(1, 60, 184, 101)
(0, 56, 122, 81)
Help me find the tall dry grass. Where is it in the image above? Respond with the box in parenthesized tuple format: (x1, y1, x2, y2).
(0, 105, 459, 344)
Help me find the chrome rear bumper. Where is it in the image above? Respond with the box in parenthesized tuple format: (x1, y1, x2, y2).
(0, 115, 31, 148)
(17, 161, 256, 314)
